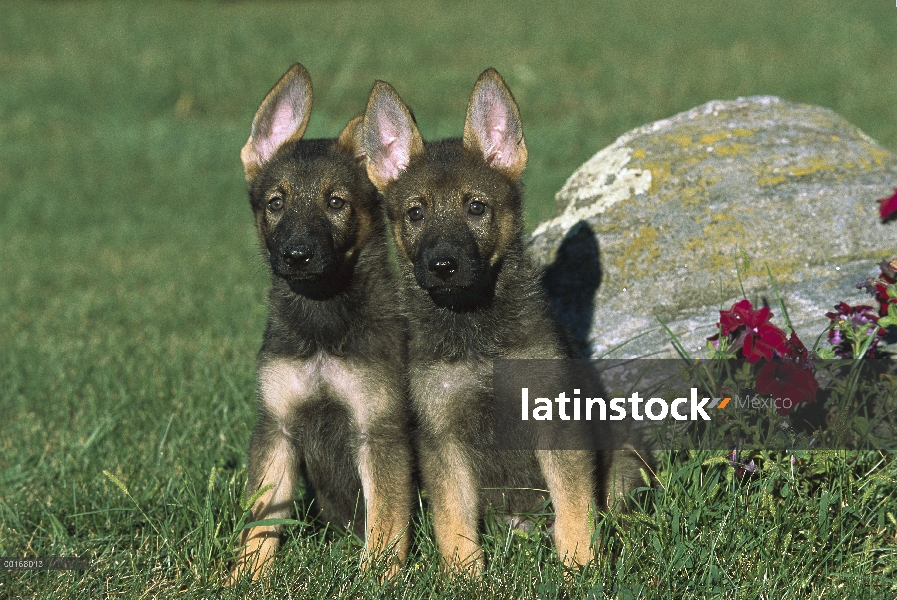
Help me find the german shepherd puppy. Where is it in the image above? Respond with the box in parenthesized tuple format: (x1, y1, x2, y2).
(230, 64, 412, 582)
(361, 69, 614, 572)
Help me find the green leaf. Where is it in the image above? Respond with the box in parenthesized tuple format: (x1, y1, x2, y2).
(815, 346, 836, 359)
(583, 585, 604, 600)
(877, 315, 897, 328)
(818, 493, 832, 533)
(242, 518, 303, 529)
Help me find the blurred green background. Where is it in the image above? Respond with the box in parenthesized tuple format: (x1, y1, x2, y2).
(1, 1, 896, 595)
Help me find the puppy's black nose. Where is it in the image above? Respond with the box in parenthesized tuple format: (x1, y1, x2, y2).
(428, 257, 458, 280)
(283, 246, 313, 269)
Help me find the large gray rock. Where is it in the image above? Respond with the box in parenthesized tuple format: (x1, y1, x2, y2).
(530, 96, 897, 359)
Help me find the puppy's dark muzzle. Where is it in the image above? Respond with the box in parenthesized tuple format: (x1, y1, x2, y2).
(283, 245, 313, 270)
(428, 257, 458, 281)
(272, 234, 337, 282)
(414, 235, 482, 294)
(272, 235, 351, 299)
(415, 243, 493, 310)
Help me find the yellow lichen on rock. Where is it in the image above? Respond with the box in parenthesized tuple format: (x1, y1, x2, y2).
(711, 143, 753, 157)
(614, 225, 660, 280)
(667, 133, 693, 148)
(698, 128, 755, 146)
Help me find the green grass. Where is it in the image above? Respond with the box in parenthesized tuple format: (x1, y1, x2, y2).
(1, 1, 896, 597)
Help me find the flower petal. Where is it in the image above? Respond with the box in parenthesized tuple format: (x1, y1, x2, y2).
(878, 188, 897, 221)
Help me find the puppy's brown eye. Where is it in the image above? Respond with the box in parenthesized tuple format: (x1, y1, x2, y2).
(268, 197, 283, 211)
(468, 200, 486, 216)
(407, 206, 424, 222)
(328, 195, 345, 209)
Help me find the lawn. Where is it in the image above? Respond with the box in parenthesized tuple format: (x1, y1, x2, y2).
(1, 1, 896, 597)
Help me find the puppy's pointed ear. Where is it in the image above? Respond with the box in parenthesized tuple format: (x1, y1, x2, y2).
(337, 114, 367, 163)
(241, 63, 313, 181)
(462, 68, 527, 181)
(362, 81, 423, 191)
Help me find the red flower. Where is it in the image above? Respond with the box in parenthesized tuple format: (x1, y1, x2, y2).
(780, 330, 809, 364)
(874, 260, 896, 317)
(857, 259, 897, 318)
(877, 188, 897, 221)
(755, 361, 819, 415)
(717, 299, 788, 363)
(825, 301, 881, 358)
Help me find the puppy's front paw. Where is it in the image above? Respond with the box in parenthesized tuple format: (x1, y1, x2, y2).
(226, 529, 279, 585)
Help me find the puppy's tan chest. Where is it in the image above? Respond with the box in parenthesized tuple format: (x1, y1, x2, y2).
(258, 354, 388, 428)
(411, 358, 490, 431)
